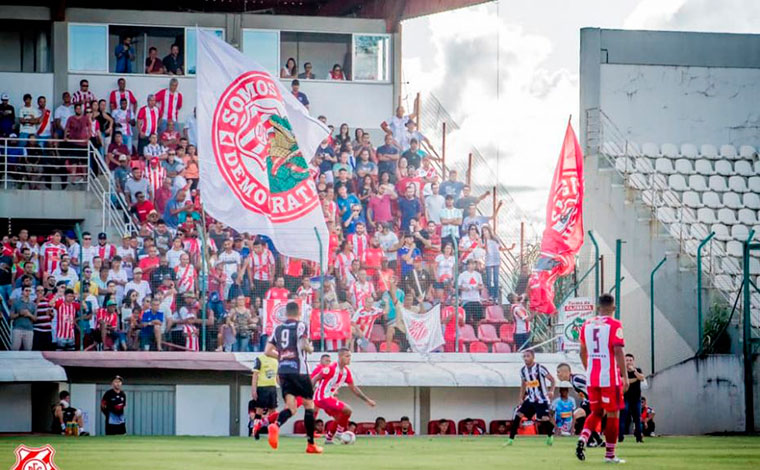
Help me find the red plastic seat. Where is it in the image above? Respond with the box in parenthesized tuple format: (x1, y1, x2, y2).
(362, 341, 378, 352)
(458, 324, 477, 343)
(489, 419, 511, 435)
(457, 418, 487, 435)
(468, 341, 488, 353)
(369, 324, 386, 343)
(492, 342, 512, 353)
(427, 419, 456, 435)
(499, 323, 516, 343)
(483, 305, 507, 325)
(356, 422, 376, 435)
(386, 420, 401, 434)
(477, 324, 500, 344)
(293, 420, 306, 434)
(379, 341, 401, 352)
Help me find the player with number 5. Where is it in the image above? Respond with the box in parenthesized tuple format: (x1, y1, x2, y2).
(575, 294, 629, 464)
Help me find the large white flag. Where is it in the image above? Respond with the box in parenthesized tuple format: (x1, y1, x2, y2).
(402, 304, 445, 354)
(196, 30, 329, 264)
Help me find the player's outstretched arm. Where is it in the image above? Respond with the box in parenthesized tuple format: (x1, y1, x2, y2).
(349, 383, 376, 407)
(264, 342, 278, 359)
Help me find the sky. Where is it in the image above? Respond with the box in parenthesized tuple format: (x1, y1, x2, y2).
(401, 0, 760, 227)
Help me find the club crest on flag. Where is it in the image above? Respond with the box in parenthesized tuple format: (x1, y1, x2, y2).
(407, 319, 429, 342)
(12, 444, 58, 470)
(211, 71, 318, 223)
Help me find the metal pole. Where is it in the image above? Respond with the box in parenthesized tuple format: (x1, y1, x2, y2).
(453, 241, 460, 351)
(4, 139, 8, 189)
(466, 153, 473, 186)
(588, 231, 600, 302)
(314, 227, 325, 352)
(519, 222, 525, 268)
(491, 186, 497, 231)
(75, 223, 84, 351)
(441, 122, 447, 179)
(414, 92, 420, 129)
(198, 210, 209, 351)
(649, 256, 667, 374)
(614, 239, 622, 320)
(696, 231, 715, 350)
(742, 230, 756, 433)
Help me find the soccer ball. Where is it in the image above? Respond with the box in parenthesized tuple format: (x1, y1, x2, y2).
(340, 431, 356, 445)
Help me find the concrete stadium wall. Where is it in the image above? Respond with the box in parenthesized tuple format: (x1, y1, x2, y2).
(0, 190, 107, 235)
(0, 72, 54, 108)
(646, 355, 755, 434)
(176, 385, 230, 436)
(0, 384, 32, 432)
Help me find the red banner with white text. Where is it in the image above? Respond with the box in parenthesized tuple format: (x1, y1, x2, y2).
(264, 298, 303, 335)
(528, 121, 584, 314)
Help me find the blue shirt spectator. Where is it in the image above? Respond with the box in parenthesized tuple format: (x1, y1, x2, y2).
(440, 171, 465, 199)
(381, 289, 404, 322)
(291, 80, 309, 108)
(114, 39, 135, 74)
(336, 190, 361, 223)
(397, 246, 420, 276)
(398, 196, 422, 230)
(140, 309, 164, 339)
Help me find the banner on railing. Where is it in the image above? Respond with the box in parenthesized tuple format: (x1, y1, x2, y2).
(528, 121, 585, 314)
(309, 309, 351, 341)
(263, 298, 303, 336)
(402, 304, 444, 354)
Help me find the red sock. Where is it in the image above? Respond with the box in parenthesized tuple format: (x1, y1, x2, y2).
(604, 417, 619, 458)
(580, 410, 603, 443)
(336, 412, 350, 433)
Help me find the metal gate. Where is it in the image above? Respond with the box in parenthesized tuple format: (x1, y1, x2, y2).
(95, 385, 176, 436)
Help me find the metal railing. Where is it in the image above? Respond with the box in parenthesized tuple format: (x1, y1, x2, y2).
(417, 92, 541, 294)
(1, 136, 135, 238)
(0, 294, 11, 351)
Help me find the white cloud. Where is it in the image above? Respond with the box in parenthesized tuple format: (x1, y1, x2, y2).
(624, 0, 760, 32)
(403, 5, 578, 231)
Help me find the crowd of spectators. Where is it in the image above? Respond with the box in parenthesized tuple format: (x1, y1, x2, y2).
(114, 37, 185, 76)
(1, 77, 531, 354)
(280, 58, 347, 81)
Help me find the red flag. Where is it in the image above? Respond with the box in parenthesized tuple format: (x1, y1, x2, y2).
(264, 298, 303, 335)
(528, 121, 584, 314)
(310, 309, 351, 341)
(353, 306, 384, 340)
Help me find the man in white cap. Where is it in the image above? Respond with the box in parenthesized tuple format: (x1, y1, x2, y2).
(0, 93, 15, 137)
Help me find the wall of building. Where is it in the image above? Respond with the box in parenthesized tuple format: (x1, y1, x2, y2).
(0, 72, 54, 108)
(599, 64, 760, 147)
(0, 384, 32, 432)
(176, 385, 230, 436)
(0, 190, 105, 235)
(70, 383, 97, 435)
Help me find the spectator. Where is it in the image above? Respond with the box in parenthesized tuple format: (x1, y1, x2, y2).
(94, 99, 114, 151)
(18, 93, 39, 140)
(100, 376, 127, 435)
(145, 46, 165, 74)
(401, 138, 425, 170)
(53, 288, 79, 350)
(109, 78, 137, 113)
(425, 182, 445, 225)
(280, 57, 297, 79)
(461, 204, 489, 236)
(216, 239, 241, 300)
(641, 397, 656, 437)
(36, 96, 52, 145)
(136, 94, 160, 156)
(124, 167, 151, 205)
(114, 37, 136, 74)
(439, 169, 465, 199)
(125, 268, 151, 304)
(509, 293, 532, 350)
(436, 419, 451, 435)
(439, 195, 463, 247)
(355, 148, 378, 179)
(376, 134, 401, 182)
(402, 257, 432, 304)
(32, 286, 54, 350)
(290, 79, 309, 110)
(298, 62, 315, 79)
(552, 382, 577, 436)
(53, 92, 72, 141)
(482, 226, 504, 301)
(182, 144, 199, 189)
(163, 43, 184, 75)
(0, 93, 16, 137)
(162, 148, 185, 177)
(377, 223, 399, 270)
(396, 233, 420, 278)
(455, 184, 489, 211)
(372, 417, 389, 435)
(335, 123, 351, 147)
(399, 119, 430, 152)
(52, 257, 78, 287)
(106, 132, 131, 171)
(155, 78, 183, 134)
(140, 297, 164, 350)
(328, 63, 346, 80)
(620, 353, 647, 443)
(160, 121, 181, 150)
(230, 294, 257, 352)
(367, 183, 396, 231)
(10, 285, 36, 350)
(53, 391, 87, 435)
(398, 185, 422, 231)
(381, 106, 415, 146)
(183, 107, 197, 147)
(95, 299, 121, 351)
(395, 416, 415, 435)
(457, 259, 483, 321)
(71, 79, 96, 106)
(461, 418, 484, 435)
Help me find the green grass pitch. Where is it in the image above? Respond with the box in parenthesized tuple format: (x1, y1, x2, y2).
(1, 435, 759, 469)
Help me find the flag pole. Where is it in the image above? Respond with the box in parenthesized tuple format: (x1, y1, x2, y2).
(453, 240, 460, 352)
(198, 209, 209, 351)
(314, 227, 325, 351)
(75, 223, 84, 351)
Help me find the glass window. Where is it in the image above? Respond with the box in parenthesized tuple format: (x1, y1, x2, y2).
(241, 30, 280, 76)
(280, 32, 352, 80)
(186, 28, 224, 75)
(69, 24, 108, 72)
(353, 34, 390, 81)
(110, 25, 184, 75)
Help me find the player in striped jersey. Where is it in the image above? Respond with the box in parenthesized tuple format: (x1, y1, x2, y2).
(575, 294, 629, 464)
(54, 288, 79, 350)
(311, 348, 376, 444)
(557, 362, 603, 446)
(507, 349, 556, 446)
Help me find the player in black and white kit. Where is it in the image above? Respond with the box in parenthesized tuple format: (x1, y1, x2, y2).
(557, 362, 603, 445)
(507, 350, 556, 446)
(264, 301, 323, 454)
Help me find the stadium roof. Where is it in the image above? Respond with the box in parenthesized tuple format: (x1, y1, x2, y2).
(14, 0, 490, 31)
(0, 352, 67, 382)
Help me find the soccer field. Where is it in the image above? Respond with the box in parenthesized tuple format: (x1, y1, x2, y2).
(1, 435, 759, 470)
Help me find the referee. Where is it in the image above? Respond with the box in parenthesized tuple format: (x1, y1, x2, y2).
(249, 352, 278, 440)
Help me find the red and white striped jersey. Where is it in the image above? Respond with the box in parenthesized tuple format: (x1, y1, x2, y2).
(175, 263, 196, 294)
(284, 256, 303, 277)
(97, 243, 117, 262)
(334, 252, 356, 280)
(155, 88, 183, 122)
(41, 242, 67, 275)
(72, 89, 96, 106)
(54, 298, 79, 340)
(250, 250, 275, 281)
(37, 108, 52, 137)
(146, 164, 166, 195)
(137, 105, 160, 135)
(184, 323, 199, 351)
(348, 233, 369, 261)
(96, 308, 118, 329)
(351, 280, 374, 309)
(352, 306, 383, 339)
(296, 286, 315, 304)
(314, 362, 354, 401)
(580, 315, 625, 388)
(109, 89, 137, 111)
(183, 238, 201, 257)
